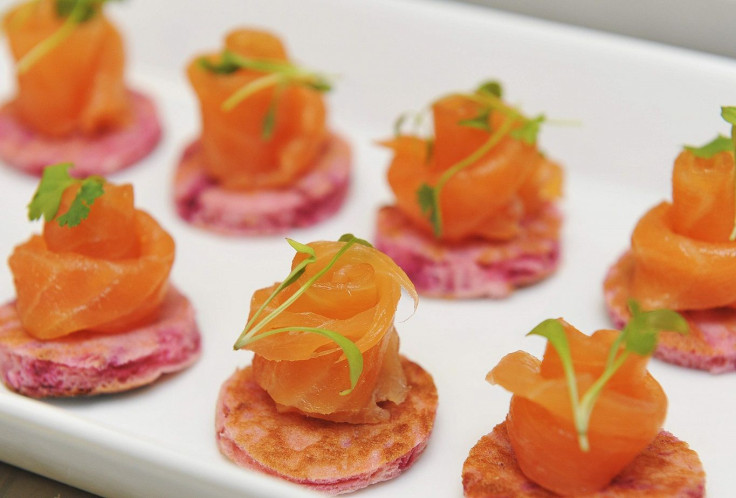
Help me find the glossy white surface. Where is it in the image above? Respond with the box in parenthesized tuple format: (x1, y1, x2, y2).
(0, 0, 735, 496)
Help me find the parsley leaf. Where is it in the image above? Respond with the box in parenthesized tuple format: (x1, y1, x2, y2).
(476, 80, 503, 98)
(417, 183, 442, 237)
(338, 233, 373, 247)
(721, 106, 736, 127)
(55, 0, 109, 22)
(458, 108, 492, 132)
(56, 180, 104, 227)
(28, 163, 76, 222)
(510, 114, 546, 145)
(27, 163, 104, 227)
(623, 300, 688, 356)
(684, 135, 733, 158)
(197, 53, 241, 75)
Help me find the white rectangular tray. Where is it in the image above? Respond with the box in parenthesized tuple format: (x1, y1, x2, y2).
(1, 0, 735, 496)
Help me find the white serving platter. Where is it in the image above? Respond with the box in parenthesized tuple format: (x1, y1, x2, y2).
(1, 0, 735, 496)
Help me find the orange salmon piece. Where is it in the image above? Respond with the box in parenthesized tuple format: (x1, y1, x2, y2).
(245, 240, 417, 423)
(3, 0, 130, 136)
(488, 320, 666, 495)
(8, 183, 174, 340)
(630, 203, 736, 310)
(610, 147, 736, 311)
(671, 149, 735, 242)
(385, 95, 561, 242)
(188, 29, 327, 190)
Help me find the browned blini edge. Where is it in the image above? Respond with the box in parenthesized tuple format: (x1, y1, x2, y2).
(0, 286, 201, 398)
(215, 357, 438, 495)
(0, 90, 162, 177)
(374, 204, 561, 299)
(604, 251, 736, 373)
(173, 133, 351, 235)
(462, 421, 705, 497)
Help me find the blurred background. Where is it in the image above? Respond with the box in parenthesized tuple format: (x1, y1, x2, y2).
(459, 0, 736, 59)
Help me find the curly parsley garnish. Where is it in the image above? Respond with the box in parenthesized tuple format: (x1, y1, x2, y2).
(528, 301, 688, 452)
(408, 80, 546, 238)
(683, 106, 736, 240)
(27, 163, 104, 227)
(233, 234, 372, 396)
(199, 49, 331, 140)
(15, 0, 122, 73)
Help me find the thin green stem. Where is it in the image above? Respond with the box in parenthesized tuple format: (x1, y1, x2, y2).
(233, 238, 358, 349)
(556, 338, 584, 450)
(575, 351, 630, 451)
(236, 257, 313, 346)
(222, 72, 284, 111)
(430, 114, 518, 235)
(605, 332, 625, 370)
(224, 52, 302, 75)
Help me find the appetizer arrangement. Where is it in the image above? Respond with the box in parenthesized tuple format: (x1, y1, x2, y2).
(215, 235, 437, 494)
(0, 164, 201, 397)
(462, 311, 705, 497)
(0, 0, 162, 176)
(375, 81, 563, 298)
(604, 107, 736, 373)
(174, 28, 351, 235)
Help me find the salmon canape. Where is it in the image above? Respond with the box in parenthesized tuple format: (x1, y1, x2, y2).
(0, 0, 162, 177)
(374, 81, 563, 298)
(174, 29, 350, 235)
(215, 235, 437, 494)
(604, 107, 736, 373)
(462, 314, 705, 497)
(0, 164, 200, 397)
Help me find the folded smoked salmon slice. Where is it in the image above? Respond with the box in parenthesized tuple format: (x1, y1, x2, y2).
(8, 182, 174, 340)
(628, 149, 736, 310)
(487, 320, 666, 495)
(187, 29, 328, 190)
(3, 0, 130, 136)
(383, 91, 562, 242)
(243, 239, 418, 423)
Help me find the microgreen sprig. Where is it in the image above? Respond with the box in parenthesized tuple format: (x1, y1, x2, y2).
(683, 106, 736, 240)
(233, 234, 372, 395)
(528, 301, 687, 452)
(412, 81, 546, 238)
(28, 163, 104, 227)
(199, 49, 332, 139)
(15, 0, 122, 73)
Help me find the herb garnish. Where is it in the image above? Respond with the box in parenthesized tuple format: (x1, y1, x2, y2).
(15, 0, 122, 73)
(683, 106, 736, 240)
(28, 163, 104, 227)
(410, 81, 544, 237)
(527, 301, 688, 452)
(199, 49, 331, 139)
(233, 234, 373, 395)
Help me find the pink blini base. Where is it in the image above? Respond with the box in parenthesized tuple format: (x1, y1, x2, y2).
(374, 204, 561, 298)
(0, 286, 201, 398)
(604, 251, 736, 374)
(0, 89, 162, 177)
(215, 357, 437, 495)
(173, 134, 350, 236)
